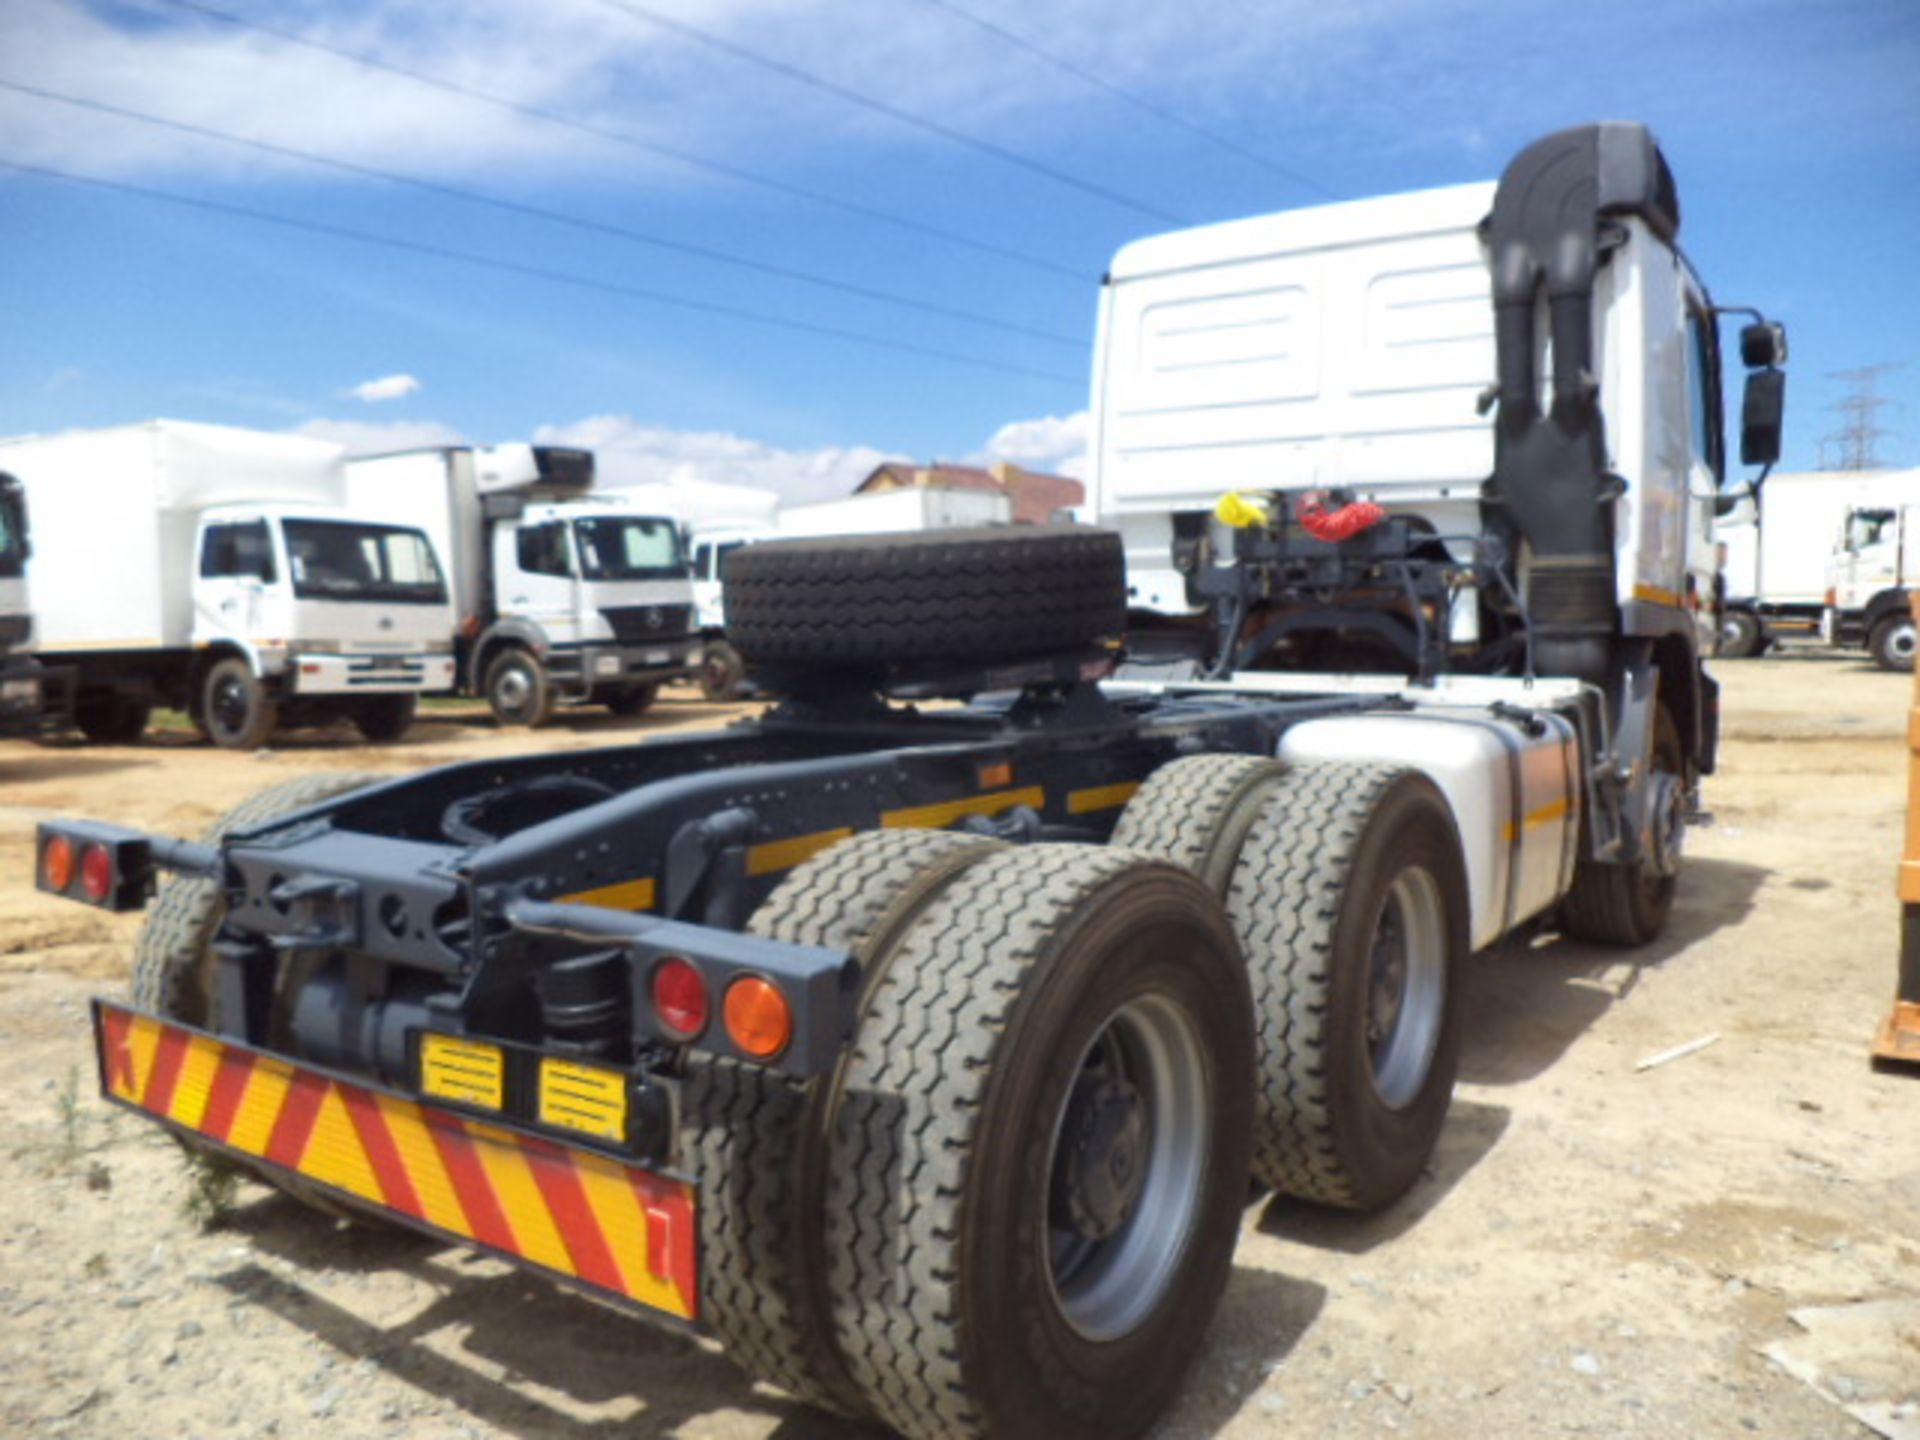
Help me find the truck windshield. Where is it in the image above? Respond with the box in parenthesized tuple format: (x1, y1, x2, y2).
(0, 484, 23, 580)
(283, 519, 448, 604)
(573, 516, 685, 582)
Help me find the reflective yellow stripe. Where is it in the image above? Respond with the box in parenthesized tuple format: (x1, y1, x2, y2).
(1632, 582, 1683, 609)
(225, 1056, 294, 1157)
(466, 1121, 577, 1276)
(557, 877, 656, 912)
(167, 1033, 225, 1130)
(298, 1084, 384, 1197)
(125, 1013, 162, 1102)
(1067, 782, 1140, 815)
(374, 1092, 473, 1238)
(882, 787, 1045, 830)
(1501, 796, 1571, 843)
(746, 827, 854, 877)
(572, 1149, 667, 1307)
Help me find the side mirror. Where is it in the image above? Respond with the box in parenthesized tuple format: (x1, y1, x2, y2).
(1740, 321, 1789, 370)
(1741, 368, 1785, 467)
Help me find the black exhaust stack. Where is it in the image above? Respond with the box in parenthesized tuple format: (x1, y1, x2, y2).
(1484, 122, 1679, 682)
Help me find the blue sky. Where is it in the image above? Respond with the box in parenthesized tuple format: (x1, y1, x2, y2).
(1, 0, 1916, 500)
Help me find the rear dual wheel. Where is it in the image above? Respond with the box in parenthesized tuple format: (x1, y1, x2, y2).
(694, 834, 1253, 1440)
(1115, 754, 1469, 1211)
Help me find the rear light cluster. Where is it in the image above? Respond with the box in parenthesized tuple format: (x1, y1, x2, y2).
(38, 830, 131, 907)
(650, 954, 793, 1061)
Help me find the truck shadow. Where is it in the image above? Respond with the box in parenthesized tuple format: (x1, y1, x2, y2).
(0, 751, 145, 784)
(1253, 1097, 1510, 1257)
(217, 1193, 1322, 1439)
(1456, 854, 1768, 1087)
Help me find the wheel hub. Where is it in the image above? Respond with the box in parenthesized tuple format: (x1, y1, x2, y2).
(1049, 1068, 1149, 1241)
(1367, 910, 1408, 1054)
(213, 677, 249, 732)
(496, 670, 530, 710)
(1646, 769, 1686, 880)
(1892, 624, 1917, 663)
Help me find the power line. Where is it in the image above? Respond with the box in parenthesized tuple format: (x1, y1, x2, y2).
(584, 0, 1188, 225)
(0, 77, 1085, 349)
(0, 159, 1086, 387)
(911, 0, 1341, 201)
(140, 0, 1086, 280)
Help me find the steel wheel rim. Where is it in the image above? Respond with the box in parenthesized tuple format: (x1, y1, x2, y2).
(210, 672, 251, 737)
(494, 664, 533, 719)
(1365, 866, 1447, 1109)
(1043, 992, 1210, 1342)
(1891, 624, 1917, 663)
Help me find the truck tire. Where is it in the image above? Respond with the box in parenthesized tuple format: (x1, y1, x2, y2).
(685, 829, 1004, 1415)
(200, 656, 279, 750)
(132, 770, 387, 1030)
(349, 694, 417, 742)
(1561, 704, 1683, 946)
(482, 646, 553, 727)
(603, 682, 658, 717)
(1225, 764, 1469, 1211)
(1110, 753, 1291, 891)
(1870, 614, 1917, 672)
(699, 640, 746, 701)
(723, 526, 1125, 670)
(73, 692, 150, 745)
(1717, 607, 1763, 659)
(821, 846, 1254, 1440)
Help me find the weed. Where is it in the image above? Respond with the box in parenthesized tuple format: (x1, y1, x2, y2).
(181, 1150, 243, 1230)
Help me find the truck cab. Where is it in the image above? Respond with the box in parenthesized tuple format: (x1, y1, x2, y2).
(1825, 503, 1919, 670)
(482, 495, 697, 722)
(1090, 123, 1784, 803)
(0, 472, 44, 733)
(189, 503, 457, 745)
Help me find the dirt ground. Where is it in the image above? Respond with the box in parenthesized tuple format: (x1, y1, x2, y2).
(1, 660, 1916, 1440)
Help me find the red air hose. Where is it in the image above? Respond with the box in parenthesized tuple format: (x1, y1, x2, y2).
(1297, 491, 1386, 542)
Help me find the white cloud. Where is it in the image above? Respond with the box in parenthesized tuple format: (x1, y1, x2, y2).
(345, 372, 422, 403)
(534, 413, 902, 506)
(289, 416, 464, 454)
(978, 410, 1090, 480)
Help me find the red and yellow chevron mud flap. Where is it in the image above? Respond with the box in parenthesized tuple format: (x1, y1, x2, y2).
(91, 1000, 699, 1325)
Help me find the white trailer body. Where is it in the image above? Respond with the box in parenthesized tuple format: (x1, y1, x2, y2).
(776, 487, 1012, 539)
(0, 420, 455, 746)
(343, 445, 699, 724)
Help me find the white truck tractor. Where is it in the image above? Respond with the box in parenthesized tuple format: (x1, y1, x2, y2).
(36, 124, 1789, 1440)
(345, 446, 699, 725)
(1822, 482, 1920, 671)
(0, 471, 46, 734)
(2, 421, 455, 748)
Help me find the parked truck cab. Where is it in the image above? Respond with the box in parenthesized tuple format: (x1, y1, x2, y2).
(0, 472, 45, 734)
(345, 445, 700, 726)
(1825, 502, 1919, 670)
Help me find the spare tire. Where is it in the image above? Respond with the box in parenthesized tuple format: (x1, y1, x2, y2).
(723, 526, 1125, 669)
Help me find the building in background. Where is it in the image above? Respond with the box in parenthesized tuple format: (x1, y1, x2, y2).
(857, 460, 1083, 525)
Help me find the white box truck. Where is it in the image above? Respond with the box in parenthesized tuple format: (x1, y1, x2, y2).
(1821, 474, 1920, 669)
(1, 421, 455, 748)
(0, 472, 45, 734)
(1713, 468, 1920, 658)
(343, 446, 699, 725)
(776, 486, 1012, 538)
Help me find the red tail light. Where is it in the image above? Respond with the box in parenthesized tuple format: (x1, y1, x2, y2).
(41, 835, 75, 892)
(80, 844, 114, 904)
(651, 956, 709, 1039)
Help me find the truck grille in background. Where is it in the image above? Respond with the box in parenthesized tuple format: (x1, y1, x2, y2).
(601, 605, 692, 642)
